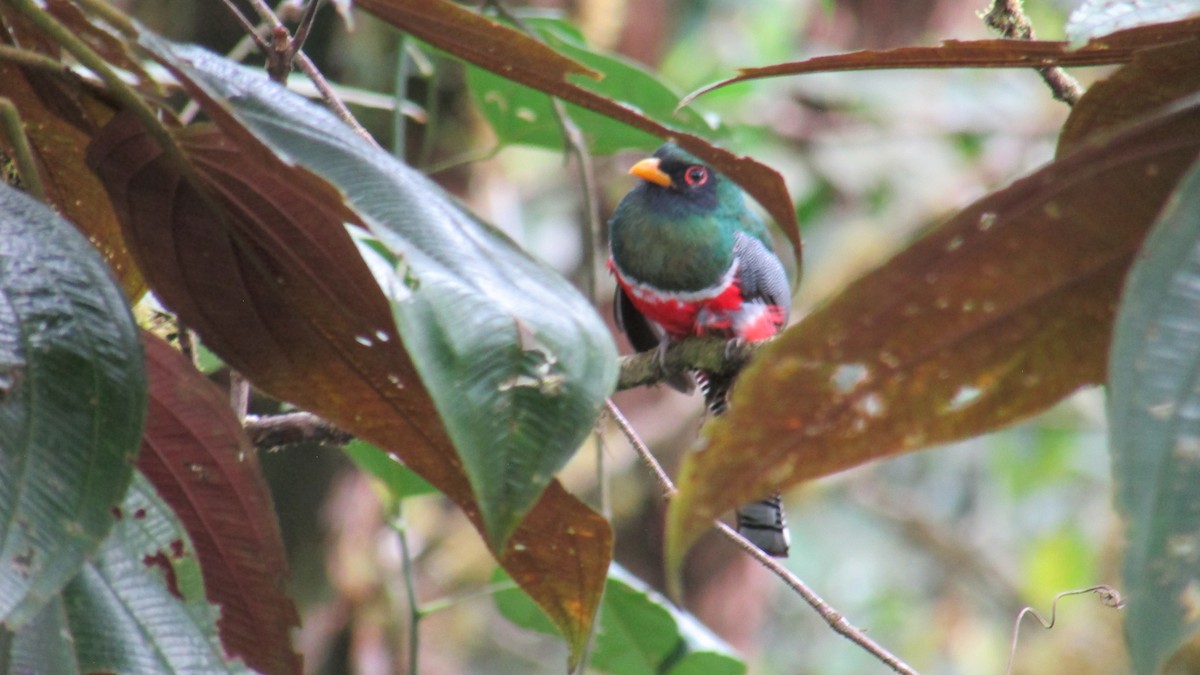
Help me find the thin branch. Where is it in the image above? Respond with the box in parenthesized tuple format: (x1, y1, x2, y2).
(982, 0, 1082, 105)
(603, 398, 919, 675)
(605, 399, 676, 498)
(388, 509, 422, 675)
(552, 97, 601, 301)
(236, 0, 377, 143)
(243, 411, 354, 449)
(1005, 585, 1123, 675)
(0, 43, 78, 78)
(0, 98, 47, 202)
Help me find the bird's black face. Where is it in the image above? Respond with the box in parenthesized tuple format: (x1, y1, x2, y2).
(633, 146, 720, 212)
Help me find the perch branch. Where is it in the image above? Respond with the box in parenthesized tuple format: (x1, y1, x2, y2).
(982, 0, 1082, 105)
(604, 399, 919, 675)
(616, 337, 764, 391)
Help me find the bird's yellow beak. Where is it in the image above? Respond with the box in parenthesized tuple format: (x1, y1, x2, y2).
(629, 158, 672, 187)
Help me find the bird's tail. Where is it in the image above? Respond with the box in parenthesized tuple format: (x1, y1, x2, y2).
(697, 370, 790, 558)
(735, 493, 790, 557)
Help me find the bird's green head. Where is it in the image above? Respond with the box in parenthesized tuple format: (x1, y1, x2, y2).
(609, 143, 772, 291)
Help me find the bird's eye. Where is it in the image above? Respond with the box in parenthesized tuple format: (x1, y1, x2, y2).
(684, 165, 709, 187)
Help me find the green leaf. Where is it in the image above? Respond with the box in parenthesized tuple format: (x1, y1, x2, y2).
(344, 439, 438, 500)
(7, 472, 252, 674)
(1066, 0, 1200, 46)
(465, 15, 717, 154)
(495, 565, 746, 675)
(1109, 158, 1200, 674)
(0, 183, 145, 626)
(142, 38, 617, 554)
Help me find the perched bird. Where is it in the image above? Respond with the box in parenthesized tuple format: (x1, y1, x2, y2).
(607, 142, 792, 557)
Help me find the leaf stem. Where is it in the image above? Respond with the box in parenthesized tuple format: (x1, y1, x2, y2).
(6, 0, 191, 173)
(605, 398, 920, 675)
(0, 97, 47, 203)
(390, 509, 422, 675)
(982, 0, 1082, 105)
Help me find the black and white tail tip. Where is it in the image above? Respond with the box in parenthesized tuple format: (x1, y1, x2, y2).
(735, 493, 790, 557)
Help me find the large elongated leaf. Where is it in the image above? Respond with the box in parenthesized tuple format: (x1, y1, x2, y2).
(666, 94, 1200, 573)
(0, 182, 144, 627)
(354, 0, 803, 268)
(681, 16, 1200, 105)
(85, 42, 612, 662)
(8, 472, 251, 674)
(1109, 160, 1200, 674)
(157, 40, 615, 552)
(138, 332, 300, 675)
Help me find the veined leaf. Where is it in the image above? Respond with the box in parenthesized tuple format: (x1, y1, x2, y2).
(138, 332, 300, 675)
(8, 472, 252, 674)
(666, 93, 1200, 574)
(1109, 159, 1200, 674)
(0, 182, 144, 627)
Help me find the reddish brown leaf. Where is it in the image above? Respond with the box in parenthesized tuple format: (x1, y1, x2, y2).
(1058, 40, 1200, 156)
(0, 62, 144, 297)
(666, 93, 1200, 572)
(139, 331, 300, 675)
(353, 0, 803, 268)
(681, 16, 1200, 106)
(86, 113, 611, 660)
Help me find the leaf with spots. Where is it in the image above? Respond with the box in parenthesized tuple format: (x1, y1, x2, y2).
(138, 332, 300, 675)
(1109, 158, 1200, 675)
(0, 182, 144, 627)
(6, 472, 252, 674)
(666, 92, 1200, 573)
(86, 39, 614, 664)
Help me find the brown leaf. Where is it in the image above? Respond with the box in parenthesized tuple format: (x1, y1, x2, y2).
(1058, 40, 1200, 156)
(681, 16, 1200, 106)
(0, 62, 144, 296)
(139, 331, 301, 675)
(353, 0, 803, 269)
(666, 93, 1200, 572)
(86, 113, 611, 662)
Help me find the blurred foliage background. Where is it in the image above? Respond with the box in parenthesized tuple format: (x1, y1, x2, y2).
(124, 0, 1122, 672)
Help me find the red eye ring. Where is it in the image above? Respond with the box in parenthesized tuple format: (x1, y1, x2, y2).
(684, 165, 709, 187)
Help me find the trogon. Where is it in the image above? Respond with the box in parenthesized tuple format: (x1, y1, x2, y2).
(608, 142, 792, 557)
